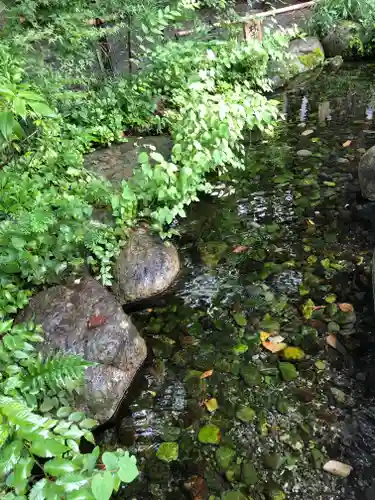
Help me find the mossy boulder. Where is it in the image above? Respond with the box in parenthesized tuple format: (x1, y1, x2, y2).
(113, 226, 180, 303)
(269, 36, 325, 89)
(322, 21, 367, 59)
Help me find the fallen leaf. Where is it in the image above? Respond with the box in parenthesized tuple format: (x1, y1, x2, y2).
(323, 460, 352, 477)
(342, 140, 352, 147)
(269, 335, 285, 344)
(313, 305, 326, 311)
(260, 331, 270, 342)
(87, 315, 107, 329)
(147, 308, 153, 312)
(326, 334, 337, 349)
(301, 129, 314, 136)
(200, 369, 213, 379)
(306, 219, 315, 226)
(232, 245, 249, 253)
(204, 398, 218, 412)
(338, 303, 354, 313)
(262, 341, 287, 353)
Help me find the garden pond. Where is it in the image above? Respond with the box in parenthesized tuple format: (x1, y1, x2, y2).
(98, 63, 375, 500)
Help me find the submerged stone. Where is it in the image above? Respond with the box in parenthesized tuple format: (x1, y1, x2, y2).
(235, 406, 256, 423)
(156, 442, 179, 462)
(198, 424, 221, 444)
(279, 362, 298, 382)
(216, 447, 236, 470)
(240, 365, 262, 387)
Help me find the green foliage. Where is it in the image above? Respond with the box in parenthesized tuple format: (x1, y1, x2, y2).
(310, 0, 375, 37)
(0, 319, 139, 499)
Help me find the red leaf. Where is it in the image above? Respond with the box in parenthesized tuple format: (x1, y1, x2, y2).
(232, 245, 249, 254)
(87, 315, 107, 329)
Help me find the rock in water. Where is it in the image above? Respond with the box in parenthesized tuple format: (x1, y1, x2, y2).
(359, 146, 375, 201)
(113, 227, 180, 303)
(16, 277, 147, 423)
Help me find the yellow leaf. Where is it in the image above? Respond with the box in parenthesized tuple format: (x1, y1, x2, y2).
(204, 398, 218, 412)
(342, 140, 352, 147)
(260, 331, 270, 342)
(307, 219, 315, 226)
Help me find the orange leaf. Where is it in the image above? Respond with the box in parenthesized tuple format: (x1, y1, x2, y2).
(200, 369, 213, 379)
(147, 308, 153, 313)
(338, 303, 353, 313)
(313, 305, 326, 311)
(342, 140, 352, 147)
(262, 341, 287, 353)
(87, 315, 107, 329)
(326, 334, 337, 349)
(232, 245, 249, 254)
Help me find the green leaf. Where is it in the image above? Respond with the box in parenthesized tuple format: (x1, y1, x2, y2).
(28, 101, 55, 116)
(44, 458, 78, 476)
(13, 97, 26, 118)
(12, 456, 34, 495)
(232, 312, 247, 327)
(68, 412, 86, 422)
(138, 151, 149, 164)
(117, 454, 139, 483)
(102, 452, 118, 472)
(18, 91, 45, 101)
(0, 111, 15, 140)
(55, 473, 89, 492)
(30, 438, 68, 458)
(29, 478, 47, 500)
(69, 489, 94, 500)
(79, 418, 98, 430)
(56, 406, 73, 418)
(0, 440, 23, 477)
(91, 470, 114, 500)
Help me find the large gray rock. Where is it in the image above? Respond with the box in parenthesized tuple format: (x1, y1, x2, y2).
(16, 277, 147, 423)
(113, 227, 180, 303)
(359, 146, 375, 201)
(322, 21, 366, 59)
(84, 135, 172, 188)
(269, 36, 324, 89)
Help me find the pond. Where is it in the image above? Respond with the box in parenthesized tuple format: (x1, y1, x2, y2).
(99, 63, 375, 500)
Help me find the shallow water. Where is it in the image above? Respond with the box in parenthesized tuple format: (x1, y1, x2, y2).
(100, 64, 375, 500)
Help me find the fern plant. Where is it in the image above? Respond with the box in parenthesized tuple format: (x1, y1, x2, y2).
(0, 318, 139, 499)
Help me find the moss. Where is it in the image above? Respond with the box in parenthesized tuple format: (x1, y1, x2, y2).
(298, 47, 324, 70)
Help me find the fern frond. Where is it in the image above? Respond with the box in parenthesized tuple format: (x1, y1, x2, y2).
(0, 395, 51, 430)
(22, 354, 95, 394)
